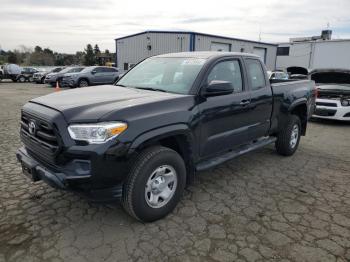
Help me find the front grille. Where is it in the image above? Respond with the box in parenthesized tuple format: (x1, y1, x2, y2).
(316, 102, 337, 107)
(20, 111, 61, 164)
(314, 108, 337, 117)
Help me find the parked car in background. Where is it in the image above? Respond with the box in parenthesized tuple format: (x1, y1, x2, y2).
(290, 74, 308, 80)
(33, 67, 64, 84)
(17, 52, 316, 222)
(0, 64, 22, 82)
(44, 67, 84, 87)
(62, 66, 119, 88)
(19, 67, 39, 82)
(0, 66, 3, 81)
(268, 71, 289, 81)
(311, 68, 350, 121)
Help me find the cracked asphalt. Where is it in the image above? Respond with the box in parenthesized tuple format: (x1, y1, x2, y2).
(0, 81, 350, 262)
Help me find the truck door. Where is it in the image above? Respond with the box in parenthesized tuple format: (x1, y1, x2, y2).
(199, 58, 252, 158)
(243, 58, 273, 141)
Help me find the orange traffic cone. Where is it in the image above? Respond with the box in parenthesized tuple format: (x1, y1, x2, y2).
(55, 81, 60, 92)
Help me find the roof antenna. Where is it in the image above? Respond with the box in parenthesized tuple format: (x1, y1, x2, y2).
(258, 26, 262, 42)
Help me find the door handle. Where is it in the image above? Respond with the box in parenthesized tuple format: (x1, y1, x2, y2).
(240, 100, 250, 106)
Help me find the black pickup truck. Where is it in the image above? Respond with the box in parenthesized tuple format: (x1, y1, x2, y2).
(16, 52, 316, 222)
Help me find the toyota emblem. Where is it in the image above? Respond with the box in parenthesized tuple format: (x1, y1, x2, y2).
(28, 121, 36, 135)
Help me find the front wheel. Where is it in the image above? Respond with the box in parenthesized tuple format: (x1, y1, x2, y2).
(78, 79, 89, 88)
(275, 115, 301, 156)
(122, 146, 186, 222)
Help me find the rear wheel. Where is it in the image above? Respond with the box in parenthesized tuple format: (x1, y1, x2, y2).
(18, 75, 26, 83)
(78, 79, 89, 87)
(122, 146, 186, 222)
(275, 115, 301, 156)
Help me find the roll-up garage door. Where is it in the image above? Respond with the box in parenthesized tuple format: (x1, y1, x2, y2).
(253, 47, 267, 63)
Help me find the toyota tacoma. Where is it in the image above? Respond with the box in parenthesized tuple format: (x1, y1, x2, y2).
(16, 52, 316, 222)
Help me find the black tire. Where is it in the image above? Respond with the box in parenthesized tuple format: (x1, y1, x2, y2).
(78, 79, 89, 88)
(122, 146, 186, 222)
(275, 114, 301, 156)
(18, 75, 26, 83)
(40, 77, 45, 84)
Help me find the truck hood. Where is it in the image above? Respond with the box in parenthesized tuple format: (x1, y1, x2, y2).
(30, 85, 189, 122)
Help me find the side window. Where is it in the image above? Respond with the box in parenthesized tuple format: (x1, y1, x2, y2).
(94, 67, 104, 73)
(246, 59, 266, 91)
(106, 68, 117, 73)
(207, 60, 243, 92)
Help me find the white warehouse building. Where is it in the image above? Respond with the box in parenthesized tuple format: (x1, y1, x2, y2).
(276, 30, 350, 74)
(115, 31, 277, 72)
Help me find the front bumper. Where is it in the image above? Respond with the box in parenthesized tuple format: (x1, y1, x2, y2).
(16, 147, 124, 201)
(61, 78, 77, 87)
(313, 98, 350, 121)
(44, 78, 57, 85)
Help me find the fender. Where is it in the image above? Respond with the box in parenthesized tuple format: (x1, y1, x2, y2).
(288, 97, 307, 112)
(128, 123, 194, 155)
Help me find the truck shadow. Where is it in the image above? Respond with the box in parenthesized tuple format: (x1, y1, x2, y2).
(310, 118, 350, 126)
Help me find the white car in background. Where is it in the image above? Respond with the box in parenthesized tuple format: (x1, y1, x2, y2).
(267, 71, 289, 81)
(310, 69, 350, 121)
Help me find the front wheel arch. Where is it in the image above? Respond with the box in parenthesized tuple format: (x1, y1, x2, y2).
(78, 78, 89, 87)
(128, 125, 196, 185)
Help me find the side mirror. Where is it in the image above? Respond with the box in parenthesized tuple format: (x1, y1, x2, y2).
(202, 80, 234, 97)
(91, 70, 96, 75)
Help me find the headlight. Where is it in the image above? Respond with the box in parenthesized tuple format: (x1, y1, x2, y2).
(68, 122, 127, 144)
(341, 99, 350, 106)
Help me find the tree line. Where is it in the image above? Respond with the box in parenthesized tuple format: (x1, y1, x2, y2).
(0, 44, 114, 66)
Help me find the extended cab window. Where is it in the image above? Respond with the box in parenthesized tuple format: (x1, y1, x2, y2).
(246, 59, 266, 91)
(207, 60, 243, 92)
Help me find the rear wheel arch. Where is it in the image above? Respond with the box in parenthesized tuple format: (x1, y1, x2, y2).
(289, 103, 307, 135)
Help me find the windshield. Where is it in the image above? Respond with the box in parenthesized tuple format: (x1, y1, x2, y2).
(68, 67, 84, 73)
(52, 67, 63, 73)
(117, 57, 206, 94)
(81, 67, 95, 73)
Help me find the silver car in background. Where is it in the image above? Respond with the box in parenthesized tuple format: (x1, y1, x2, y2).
(44, 67, 84, 87)
(62, 66, 119, 88)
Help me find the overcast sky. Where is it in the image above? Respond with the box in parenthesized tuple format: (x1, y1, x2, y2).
(1, 0, 350, 53)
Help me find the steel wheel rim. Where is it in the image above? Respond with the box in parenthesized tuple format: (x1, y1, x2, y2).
(290, 124, 299, 148)
(145, 165, 177, 208)
(80, 81, 88, 87)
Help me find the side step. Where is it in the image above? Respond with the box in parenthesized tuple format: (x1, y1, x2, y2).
(196, 136, 277, 171)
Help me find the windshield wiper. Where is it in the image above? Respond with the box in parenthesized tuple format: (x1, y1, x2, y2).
(135, 87, 167, 92)
(115, 84, 127, 87)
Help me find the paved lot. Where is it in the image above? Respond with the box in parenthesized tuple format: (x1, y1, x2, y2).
(0, 81, 350, 262)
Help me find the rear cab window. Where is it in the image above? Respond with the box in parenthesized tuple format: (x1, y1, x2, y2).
(245, 59, 266, 91)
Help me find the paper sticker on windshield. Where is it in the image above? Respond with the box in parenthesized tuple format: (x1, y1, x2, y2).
(181, 59, 206, 65)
